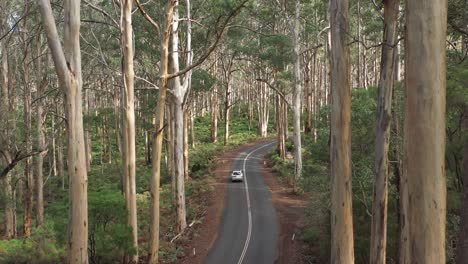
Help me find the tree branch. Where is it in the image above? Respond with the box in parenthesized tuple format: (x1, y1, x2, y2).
(83, 0, 119, 28)
(134, 0, 161, 35)
(166, 0, 251, 80)
(0, 149, 47, 179)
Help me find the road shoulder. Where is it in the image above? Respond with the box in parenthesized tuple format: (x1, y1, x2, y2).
(261, 156, 309, 264)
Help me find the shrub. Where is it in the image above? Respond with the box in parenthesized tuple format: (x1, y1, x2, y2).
(0, 223, 65, 263)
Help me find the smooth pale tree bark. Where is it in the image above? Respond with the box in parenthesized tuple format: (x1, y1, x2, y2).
(84, 90, 91, 172)
(256, 81, 270, 137)
(51, 114, 57, 177)
(456, 106, 468, 264)
(221, 54, 234, 146)
(0, 16, 14, 239)
(210, 84, 218, 142)
(183, 109, 189, 180)
(330, 0, 354, 262)
(120, 0, 138, 261)
(21, 9, 33, 235)
(148, 2, 175, 262)
(305, 52, 314, 134)
(169, 0, 193, 232)
(189, 108, 195, 149)
(35, 38, 47, 227)
(224, 83, 231, 146)
(403, 0, 447, 262)
(22, 30, 33, 238)
(292, 0, 302, 192)
(38, 0, 89, 262)
(370, 0, 399, 262)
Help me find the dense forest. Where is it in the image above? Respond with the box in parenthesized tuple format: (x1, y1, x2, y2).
(0, 0, 467, 263)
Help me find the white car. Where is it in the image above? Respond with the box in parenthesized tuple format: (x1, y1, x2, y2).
(231, 170, 244, 182)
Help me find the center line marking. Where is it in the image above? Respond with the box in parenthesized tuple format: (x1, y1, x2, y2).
(237, 141, 275, 264)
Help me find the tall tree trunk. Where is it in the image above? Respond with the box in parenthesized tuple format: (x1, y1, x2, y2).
(0, 14, 14, 240)
(38, 0, 89, 262)
(174, 99, 187, 232)
(147, 2, 175, 262)
(84, 89, 91, 172)
(189, 108, 195, 149)
(120, 0, 138, 261)
(456, 106, 468, 264)
(22, 30, 33, 238)
(51, 114, 57, 177)
(370, 0, 399, 262)
(210, 85, 218, 142)
(184, 108, 189, 180)
(363, 40, 369, 89)
(35, 37, 47, 228)
(276, 95, 286, 159)
(224, 82, 231, 146)
(257, 81, 269, 137)
(169, 0, 192, 232)
(403, 0, 447, 262)
(292, 0, 302, 192)
(313, 54, 319, 142)
(330, 0, 354, 262)
(167, 102, 176, 203)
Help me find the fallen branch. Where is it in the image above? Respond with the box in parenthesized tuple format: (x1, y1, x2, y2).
(170, 231, 184, 244)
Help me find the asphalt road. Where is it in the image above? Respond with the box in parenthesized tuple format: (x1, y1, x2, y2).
(205, 141, 278, 264)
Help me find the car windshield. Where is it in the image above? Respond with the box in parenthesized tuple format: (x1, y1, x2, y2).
(232, 171, 242, 175)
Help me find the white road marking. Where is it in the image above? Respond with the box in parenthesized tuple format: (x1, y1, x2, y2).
(237, 141, 275, 264)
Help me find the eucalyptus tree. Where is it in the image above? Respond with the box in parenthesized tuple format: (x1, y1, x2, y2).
(120, 0, 138, 261)
(34, 33, 47, 228)
(370, 0, 399, 262)
(403, 0, 448, 262)
(168, 0, 193, 233)
(292, 0, 302, 192)
(329, 0, 355, 262)
(220, 48, 236, 146)
(0, 4, 14, 240)
(37, 0, 89, 262)
(21, 3, 33, 237)
(147, 1, 173, 262)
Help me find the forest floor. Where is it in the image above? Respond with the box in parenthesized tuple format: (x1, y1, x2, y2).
(179, 139, 309, 264)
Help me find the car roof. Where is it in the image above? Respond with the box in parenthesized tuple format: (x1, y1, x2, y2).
(232, 170, 242, 173)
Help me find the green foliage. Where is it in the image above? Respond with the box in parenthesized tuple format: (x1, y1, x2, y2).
(446, 60, 468, 191)
(87, 191, 135, 264)
(45, 191, 135, 263)
(0, 224, 65, 263)
(192, 69, 217, 92)
(258, 35, 294, 70)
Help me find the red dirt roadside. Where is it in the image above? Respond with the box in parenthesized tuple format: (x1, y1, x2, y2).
(260, 158, 309, 264)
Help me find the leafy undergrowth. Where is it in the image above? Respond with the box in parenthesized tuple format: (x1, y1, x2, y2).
(0, 223, 65, 264)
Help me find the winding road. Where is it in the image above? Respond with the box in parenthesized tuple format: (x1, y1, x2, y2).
(205, 141, 278, 264)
